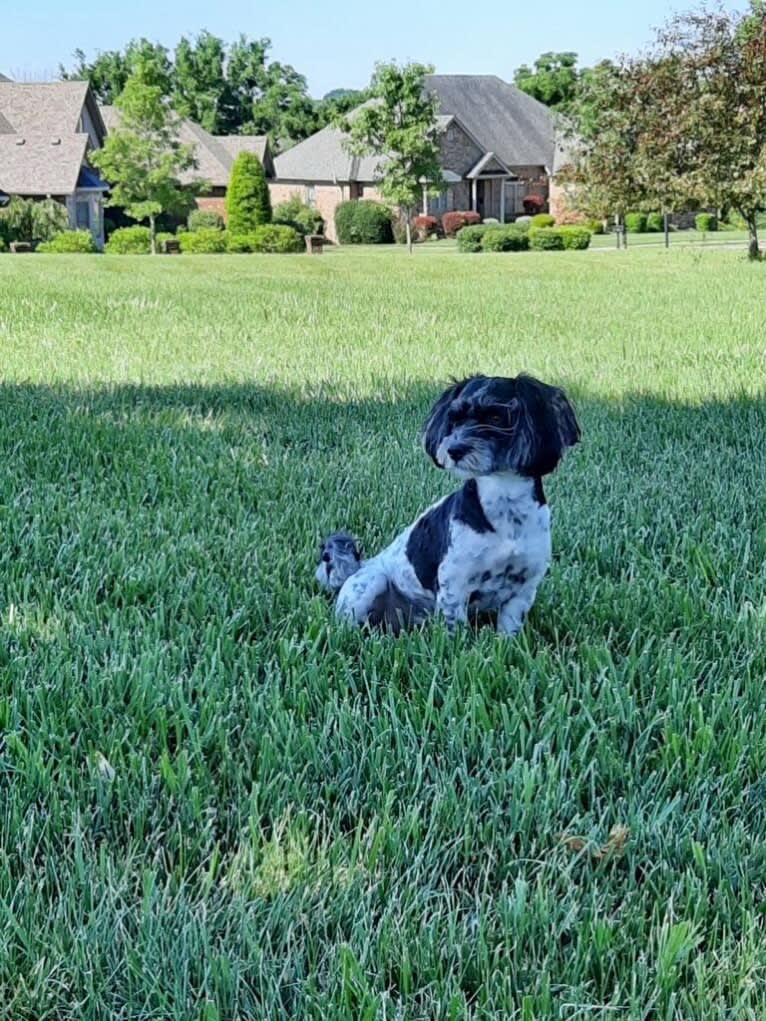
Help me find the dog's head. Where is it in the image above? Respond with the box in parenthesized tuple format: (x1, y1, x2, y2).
(422, 374, 580, 478)
(315, 531, 362, 593)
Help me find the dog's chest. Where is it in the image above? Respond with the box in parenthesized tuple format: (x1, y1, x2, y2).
(455, 486, 550, 608)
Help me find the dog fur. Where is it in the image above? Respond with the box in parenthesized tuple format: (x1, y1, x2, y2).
(315, 374, 580, 636)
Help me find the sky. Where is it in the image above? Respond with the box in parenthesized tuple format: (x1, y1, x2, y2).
(0, 0, 740, 97)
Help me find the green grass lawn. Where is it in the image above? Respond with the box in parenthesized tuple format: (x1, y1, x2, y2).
(1, 247, 765, 1020)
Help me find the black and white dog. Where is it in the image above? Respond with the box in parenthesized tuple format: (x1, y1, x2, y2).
(316, 374, 580, 636)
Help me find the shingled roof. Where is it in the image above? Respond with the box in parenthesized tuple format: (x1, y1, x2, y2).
(100, 106, 274, 187)
(274, 74, 556, 184)
(0, 80, 105, 195)
(425, 75, 555, 169)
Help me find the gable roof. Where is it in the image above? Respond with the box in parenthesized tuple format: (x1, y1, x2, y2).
(425, 75, 555, 169)
(99, 106, 273, 186)
(0, 134, 88, 194)
(274, 74, 556, 184)
(0, 80, 103, 195)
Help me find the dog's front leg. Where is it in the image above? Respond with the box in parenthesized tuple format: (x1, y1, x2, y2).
(435, 563, 469, 631)
(497, 587, 537, 637)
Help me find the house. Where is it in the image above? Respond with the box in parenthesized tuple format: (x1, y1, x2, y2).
(99, 106, 274, 220)
(0, 77, 110, 247)
(271, 74, 556, 241)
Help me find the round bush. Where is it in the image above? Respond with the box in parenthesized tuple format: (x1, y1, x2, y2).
(646, 212, 664, 233)
(37, 229, 96, 253)
(456, 225, 490, 253)
(187, 208, 224, 232)
(530, 213, 555, 229)
(480, 226, 529, 252)
(250, 224, 303, 253)
(105, 226, 152, 254)
(559, 226, 592, 250)
(179, 228, 229, 254)
(695, 213, 717, 232)
(584, 218, 605, 235)
(624, 212, 648, 233)
(273, 197, 324, 237)
(522, 194, 544, 215)
(529, 227, 565, 251)
(413, 215, 439, 240)
(335, 201, 393, 244)
(442, 210, 482, 237)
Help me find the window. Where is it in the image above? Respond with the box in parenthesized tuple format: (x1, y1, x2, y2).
(304, 185, 316, 208)
(76, 200, 91, 230)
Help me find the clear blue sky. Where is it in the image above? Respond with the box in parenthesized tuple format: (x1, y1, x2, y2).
(0, 0, 741, 97)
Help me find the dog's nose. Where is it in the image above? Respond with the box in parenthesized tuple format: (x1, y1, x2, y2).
(321, 552, 331, 563)
(447, 443, 469, 462)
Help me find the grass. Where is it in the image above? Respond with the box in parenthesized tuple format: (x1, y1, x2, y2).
(1, 246, 765, 1019)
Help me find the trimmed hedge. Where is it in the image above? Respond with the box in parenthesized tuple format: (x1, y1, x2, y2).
(456, 224, 490, 253)
(646, 212, 664, 233)
(695, 213, 717, 232)
(187, 209, 224, 232)
(335, 201, 393, 244)
(584, 218, 605, 235)
(37, 229, 96, 253)
(413, 215, 439, 239)
(529, 226, 592, 251)
(560, 226, 592, 250)
(514, 216, 532, 230)
(624, 212, 647, 233)
(530, 213, 555, 229)
(228, 225, 302, 253)
(179, 229, 229, 253)
(480, 226, 529, 252)
(442, 210, 482, 237)
(105, 226, 152, 254)
(529, 226, 565, 251)
(273, 196, 324, 237)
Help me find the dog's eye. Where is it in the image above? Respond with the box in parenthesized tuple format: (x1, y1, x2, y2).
(488, 412, 506, 427)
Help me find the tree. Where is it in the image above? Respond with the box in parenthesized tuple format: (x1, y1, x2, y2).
(61, 39, 172, 104)
(173, 32, 230, 134)
(514, 52, 580, 110)
(342, 61, 442, 254)
(225, 151, 272, 233)
(567, 5, 766, 258)
(90, 68, 198, 253)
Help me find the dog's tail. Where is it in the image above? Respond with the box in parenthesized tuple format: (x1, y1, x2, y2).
(365, 582, 432, 636)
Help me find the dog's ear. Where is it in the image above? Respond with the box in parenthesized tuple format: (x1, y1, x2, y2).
(507, 376, 580, 477)
(422, 376, 477, 467)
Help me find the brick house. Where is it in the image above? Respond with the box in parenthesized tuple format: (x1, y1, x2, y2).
(100, 105, 274, 220)
(271, 74, 556, 241)
(0, 77, 110, 247)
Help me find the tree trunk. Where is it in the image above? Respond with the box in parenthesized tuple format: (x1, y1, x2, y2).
(746, 215, 760, 260)
(149, 214, 157, 256)
(405, 207, 413, 255)
(664, 211, 670, 249)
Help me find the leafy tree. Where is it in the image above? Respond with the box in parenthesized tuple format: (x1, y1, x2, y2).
(61, 39, 172, 104)
(342, 61, 442, 253)
(566, 4, 766, 258)
(0, 196, 68, 245)
(173, 32, 230, 133)
(514, 52, 580, 110)
(90, 69, 198, 253)
(225, 151, 272, 233)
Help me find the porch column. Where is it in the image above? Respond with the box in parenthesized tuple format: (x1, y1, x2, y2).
(471, 179, 477, 212)
(500, 179, 506, 223)
(422, 184, 428, 216)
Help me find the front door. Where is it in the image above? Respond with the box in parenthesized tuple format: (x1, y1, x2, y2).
(476, 180, 486, 218)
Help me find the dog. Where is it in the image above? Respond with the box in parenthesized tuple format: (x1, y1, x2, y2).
(315, 374, 580, 636)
